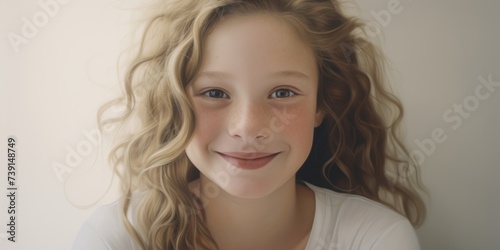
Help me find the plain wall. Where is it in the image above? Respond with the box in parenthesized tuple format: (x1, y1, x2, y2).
(357, 1, 500, 249)
(1, 0, 499, 249)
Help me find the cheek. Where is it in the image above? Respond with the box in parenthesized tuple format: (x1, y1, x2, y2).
(286, 118, 315, 149)
(191, 104, 225, 145)
(186, 104, 224, 168)
(277, 102, 317, 147)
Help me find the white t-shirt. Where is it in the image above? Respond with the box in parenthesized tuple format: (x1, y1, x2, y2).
(72, 183, 420, 250)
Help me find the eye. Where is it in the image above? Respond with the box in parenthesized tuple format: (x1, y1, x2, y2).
(203, 89, 229, 99)
(270, 89, 296, 99)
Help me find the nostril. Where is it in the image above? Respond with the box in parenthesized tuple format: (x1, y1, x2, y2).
(256, 128, 271, 139)
(227, 107, 270, 141)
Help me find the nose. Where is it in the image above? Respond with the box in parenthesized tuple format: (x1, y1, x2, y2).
(227, 100, 271, 142)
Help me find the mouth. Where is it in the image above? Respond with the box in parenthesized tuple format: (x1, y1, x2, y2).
(217, 152, 280, 170)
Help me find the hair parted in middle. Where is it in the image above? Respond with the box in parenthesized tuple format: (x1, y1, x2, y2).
(97, 0, 427, 249)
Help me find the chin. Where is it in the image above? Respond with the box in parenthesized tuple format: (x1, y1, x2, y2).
(217, 176, 286, 199)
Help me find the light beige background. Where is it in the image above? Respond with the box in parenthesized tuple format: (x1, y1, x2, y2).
(1, 0, 499, 249)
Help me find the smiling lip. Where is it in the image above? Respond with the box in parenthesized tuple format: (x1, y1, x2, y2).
(217, 152, 279, 170)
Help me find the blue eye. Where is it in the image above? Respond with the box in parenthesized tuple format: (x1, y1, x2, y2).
(203, 89, 229, 99)
(271, 89, 296, 98)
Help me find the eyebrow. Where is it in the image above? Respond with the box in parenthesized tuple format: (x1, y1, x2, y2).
(271, 70, 311, 80)
(195, 71, 233, 81)
(195, 70, 311, 81)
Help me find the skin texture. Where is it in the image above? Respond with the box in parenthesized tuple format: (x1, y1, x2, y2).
(186, 14, 322, 249)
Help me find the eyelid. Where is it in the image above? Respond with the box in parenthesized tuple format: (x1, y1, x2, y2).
(200, 88, 230, 99)
(269, 87, 300, 99)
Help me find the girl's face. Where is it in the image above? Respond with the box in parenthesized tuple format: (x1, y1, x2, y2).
(186, 14, 323, 198)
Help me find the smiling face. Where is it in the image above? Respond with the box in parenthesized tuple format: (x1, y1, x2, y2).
(186, 14, 323, 198)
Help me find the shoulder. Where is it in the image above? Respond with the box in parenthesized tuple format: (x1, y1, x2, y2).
(305, 183, 420, 250)
(72, 194, 144, 250)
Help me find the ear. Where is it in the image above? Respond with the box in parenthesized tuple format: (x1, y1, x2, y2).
(314, 109, 325, 127)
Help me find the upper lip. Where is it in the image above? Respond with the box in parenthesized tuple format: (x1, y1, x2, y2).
(217, 152, 279, 160)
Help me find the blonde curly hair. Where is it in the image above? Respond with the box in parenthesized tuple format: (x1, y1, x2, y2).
(98, 0, 427, 249)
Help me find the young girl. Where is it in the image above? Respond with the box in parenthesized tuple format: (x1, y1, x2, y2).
(73, 0, 426, 249)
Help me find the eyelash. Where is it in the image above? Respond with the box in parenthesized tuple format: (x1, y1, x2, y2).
(270, 89, 296, 99)
(202, 88, 297, 99)
(203, 89, 229, 99)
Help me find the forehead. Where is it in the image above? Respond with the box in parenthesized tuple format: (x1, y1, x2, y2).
(199, 13, 317, 80)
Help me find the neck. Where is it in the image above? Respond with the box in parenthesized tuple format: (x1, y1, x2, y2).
(191, 175, 314, 250)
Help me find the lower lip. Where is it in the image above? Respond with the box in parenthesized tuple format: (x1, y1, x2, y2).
(219, 153, 278, 170)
